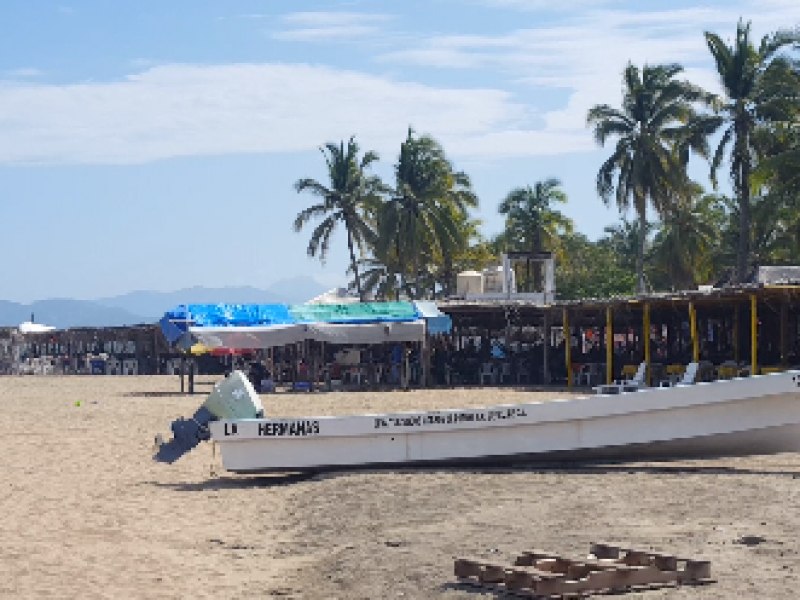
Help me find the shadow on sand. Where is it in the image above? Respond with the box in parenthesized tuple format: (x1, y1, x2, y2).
(148, 458, 800, 493)
(148, 471, 320, 492)
(123, 391, 194, 398)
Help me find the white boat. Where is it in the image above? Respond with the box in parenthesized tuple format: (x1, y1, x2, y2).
(154, 370, 800, 473)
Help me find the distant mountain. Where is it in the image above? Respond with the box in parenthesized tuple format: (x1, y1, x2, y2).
(265, 276, 330, 304)
(0, 277, 330, 329)
(97, 286, 286, 321)
(97, 276, 329, 320)
(0, 298, 150, 329)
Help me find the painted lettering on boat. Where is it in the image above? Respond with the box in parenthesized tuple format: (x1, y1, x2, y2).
(257, 421, 321, 437)
(373, 407, 528, 430)
(224, 422, 238, 436)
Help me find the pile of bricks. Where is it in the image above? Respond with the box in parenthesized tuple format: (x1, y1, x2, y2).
(454, 543, 713, 598)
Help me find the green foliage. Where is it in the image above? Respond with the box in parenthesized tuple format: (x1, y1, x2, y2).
(294, 136, 384, 301)
(294, 23, 800, 301)
(557, 233, 638, 300)
(704, 20, 800, 281)
(587, 62, 711, 293)
(648, 187, 726, 290)
(376, 128, 478, 300)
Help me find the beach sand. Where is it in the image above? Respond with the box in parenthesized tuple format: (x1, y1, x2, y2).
(2, 375, 799, 598)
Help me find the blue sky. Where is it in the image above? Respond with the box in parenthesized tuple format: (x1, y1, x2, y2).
(1, 0, 798, 302)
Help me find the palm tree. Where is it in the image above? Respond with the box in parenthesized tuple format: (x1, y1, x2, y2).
(587, 62, 710, 293)
(432, 211, 486, 298)
(599, 218, 646, 273)
(649, 185, 724, 290)
(350, 254, 404, 301)
(498, 178, 573, 291)
(754, 112, 800, 198)
(380, 129, 478, 299)
(704, 20, 800, 282)
(717, 193, 796, 271)
(293, 137, 385, 301)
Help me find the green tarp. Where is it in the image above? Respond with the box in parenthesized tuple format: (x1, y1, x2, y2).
(288, 302, 418, 324)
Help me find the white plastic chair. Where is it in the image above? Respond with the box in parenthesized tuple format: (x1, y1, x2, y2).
(499, 362, 511, 384)
(480, 362, 496, 385)
(593, 361, 647, 394)
(677, 362, 700, 385)
(576, 364, 594, 386)
(659, 362, 699, 387)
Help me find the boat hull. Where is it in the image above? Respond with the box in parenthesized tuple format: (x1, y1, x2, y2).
(209, 371, 800, 473)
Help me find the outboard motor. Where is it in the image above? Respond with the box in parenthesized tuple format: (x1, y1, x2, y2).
(153, 370, 264, 463)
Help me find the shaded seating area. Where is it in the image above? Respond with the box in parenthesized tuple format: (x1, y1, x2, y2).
(438, 283, 800, 390)
(160, 301, 452, 393)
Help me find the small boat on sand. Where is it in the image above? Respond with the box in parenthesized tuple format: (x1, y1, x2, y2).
(153, 370, 800, 473)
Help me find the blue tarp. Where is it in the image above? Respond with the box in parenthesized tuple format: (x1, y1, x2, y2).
(160, 301, 452, 345)
(160, 304, 297, 343)
(413, 301, 452, 335)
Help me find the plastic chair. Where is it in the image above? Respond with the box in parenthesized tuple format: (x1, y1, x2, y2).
(499, 362, 511, 384)
(677, 362, 700, 385)
(594, 362, 647, 394)
(480, 362, 496, 385)
(660, 362, 699, 387)
(575, 364, 594, 386)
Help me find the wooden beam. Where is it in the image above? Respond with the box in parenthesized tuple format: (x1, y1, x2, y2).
(689, 302, 699, 363)
(781, 296, 789, 367)
(643, 303, 651, 386)
(563, 309, 572, 388)
(733, 304, 740, 363)
(543, 312, 550, 384)
(606, 306, 613, 385)
(751, 294, 758, 375)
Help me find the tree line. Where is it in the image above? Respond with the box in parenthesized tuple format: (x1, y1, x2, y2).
(294, 21, 800, 301)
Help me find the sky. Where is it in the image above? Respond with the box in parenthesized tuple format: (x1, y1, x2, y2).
(1, 0, 799, 303)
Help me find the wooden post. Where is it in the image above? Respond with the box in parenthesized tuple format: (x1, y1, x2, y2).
(751, 294, 758, 375)
(689, 302, 699, 363)
(423, 332, 432, 387)
(188, 356, 195, 394)
(542, 312, 550, 385)
(781, 296, 789, 368)
(606, 306, 613, 385)
(563, 309, 572, 388)
(733, 304, 740, 363)
(402, 342, 410, 390)
(309, 340, 316, 392)
(643, 303, 651, 386)
(180, 353, 185, 393)
(267, 347, 274, 384)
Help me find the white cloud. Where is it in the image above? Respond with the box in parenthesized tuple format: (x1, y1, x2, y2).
(4, 3, 795, 166)
(0, 63, 571, 165)
(274, 11, 393, 42)
(383, 1, 800, 149)
(273, 26, 383, 42)
(473, 0, 615, 10)
(283, 12, 391, 27)
(3, 68, 43, 79)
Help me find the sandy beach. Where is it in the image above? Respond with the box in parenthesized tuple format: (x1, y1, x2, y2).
(2, 375, 799, 599)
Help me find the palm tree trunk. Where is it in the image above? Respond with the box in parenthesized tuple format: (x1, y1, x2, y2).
(346, 229, 363, 301)
(737, 157, 751, 284)
(636, 204, 647, 294)
(395, 235, 402, 301)
(442, 258, 453, 298)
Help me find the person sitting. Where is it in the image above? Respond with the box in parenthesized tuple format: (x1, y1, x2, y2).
(259, 369, 275, 393)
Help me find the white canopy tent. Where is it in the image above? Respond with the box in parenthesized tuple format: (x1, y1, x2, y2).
(189, 320, 425, 349)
